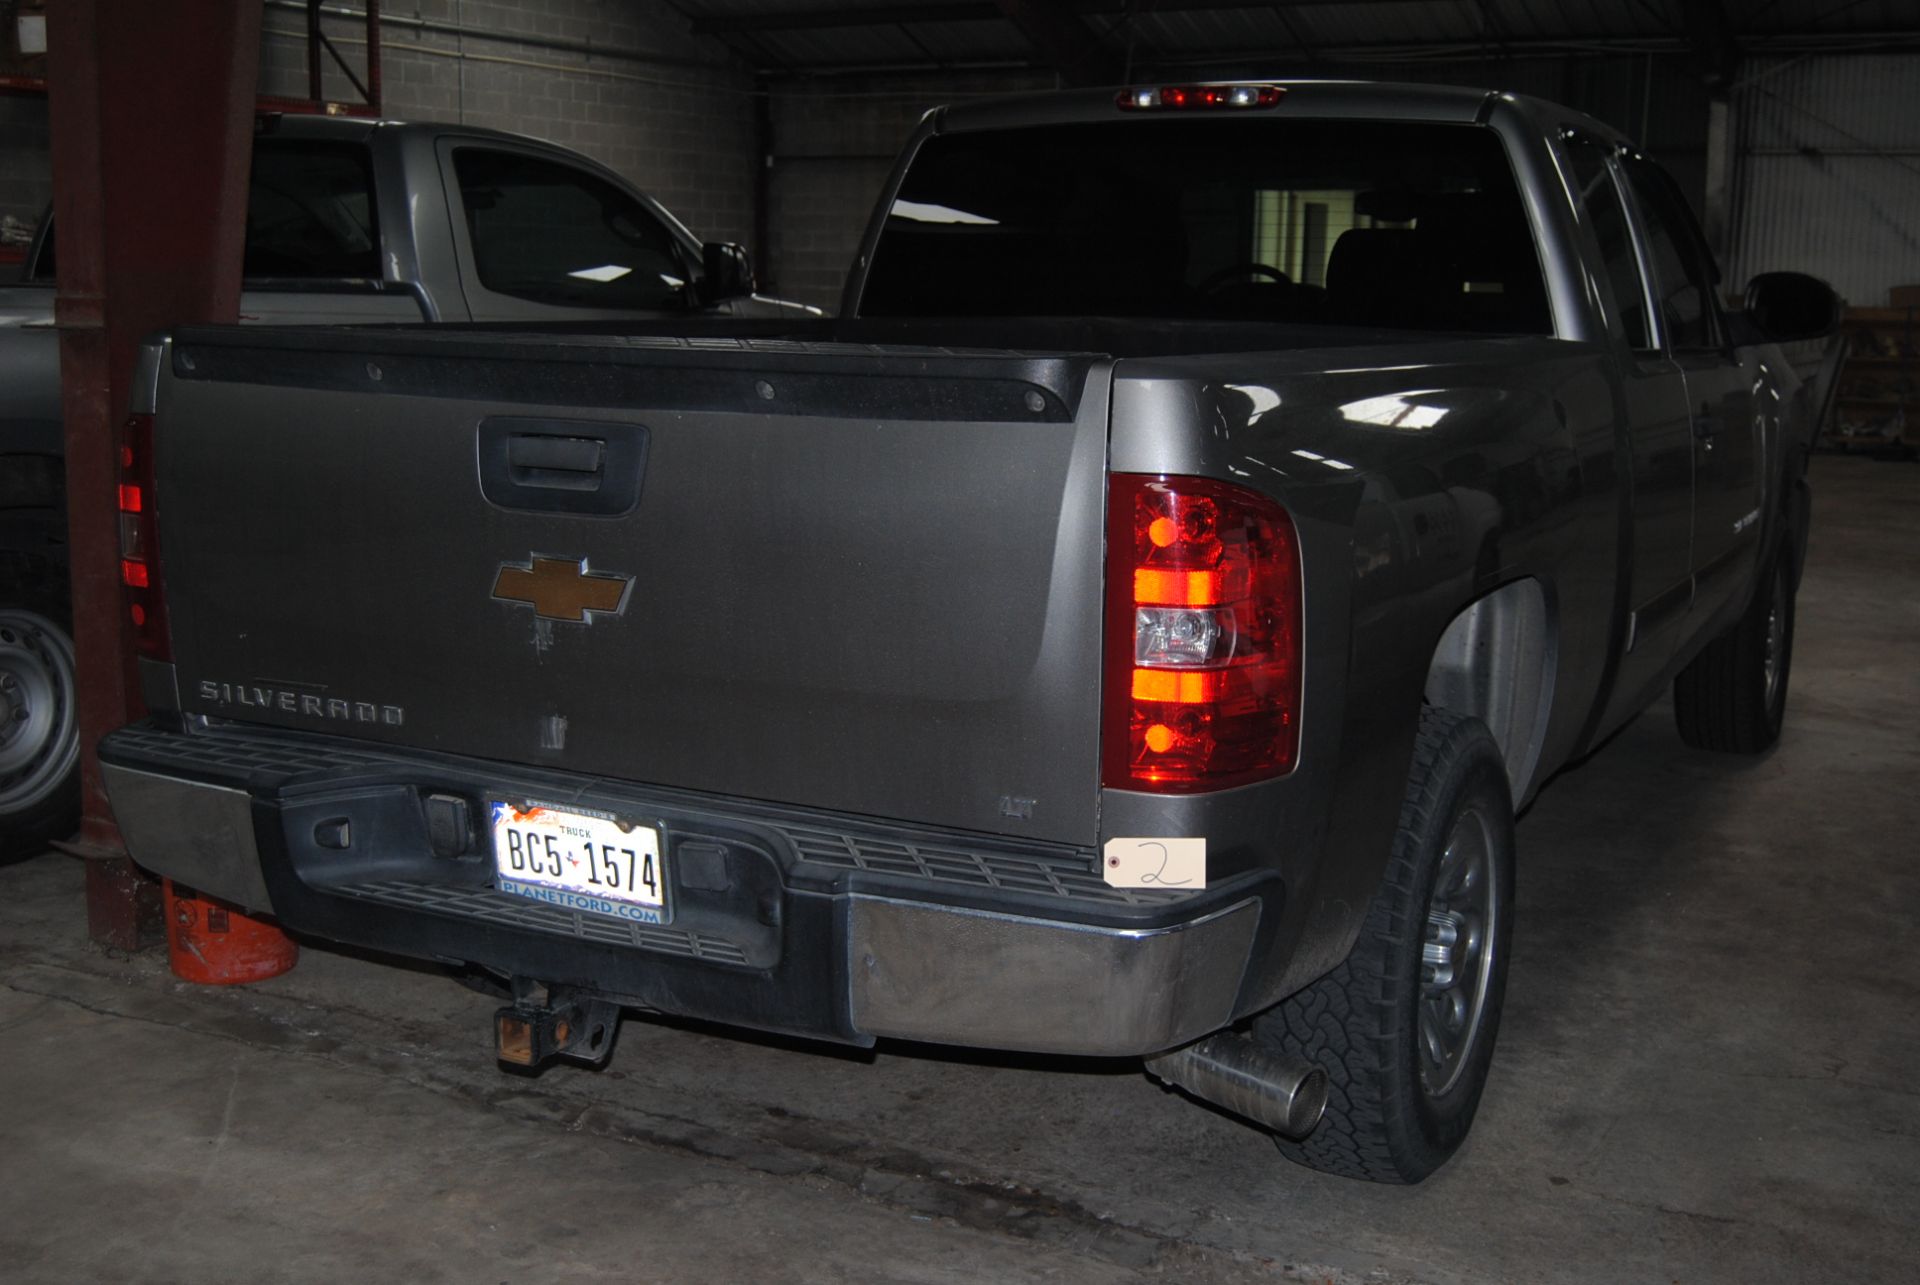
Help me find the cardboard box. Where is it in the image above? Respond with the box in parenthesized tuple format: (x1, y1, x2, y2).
(1890, 285, 1920, 310)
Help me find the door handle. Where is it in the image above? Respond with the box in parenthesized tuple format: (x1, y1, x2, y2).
(478, 417, 649, 516)
(507, 433, 606, 489)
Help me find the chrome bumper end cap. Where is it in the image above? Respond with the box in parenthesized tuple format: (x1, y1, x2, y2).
(848, 894, 1260, 1057)
(100, 762, 272, 913)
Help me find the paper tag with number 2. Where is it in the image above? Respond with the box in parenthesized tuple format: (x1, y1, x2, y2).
(1101, 837, 1206, 890)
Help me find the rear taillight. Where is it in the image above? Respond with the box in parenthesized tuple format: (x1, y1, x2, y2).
(1103, 474, 1301, 792)
(118, 412, 170, 661)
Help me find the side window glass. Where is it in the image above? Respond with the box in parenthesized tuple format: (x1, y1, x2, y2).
(1563, 137, 1650, 350)
(1621, 157, 1717, 352)
(452, 148, 687, 310)
(244, 141, 380, 280)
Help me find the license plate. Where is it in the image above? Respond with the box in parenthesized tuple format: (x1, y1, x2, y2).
(489, 799, 667, 925)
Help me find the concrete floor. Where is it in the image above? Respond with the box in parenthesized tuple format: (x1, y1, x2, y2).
(2, 455, 1916, 1284)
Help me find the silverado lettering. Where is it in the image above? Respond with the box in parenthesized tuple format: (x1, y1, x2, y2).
(196, 680, 404, 727)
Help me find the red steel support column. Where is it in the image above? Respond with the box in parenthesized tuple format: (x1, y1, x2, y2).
(45, 0, 262, 947)
(306, 0, 324, 102)
(366, 0, 383, 113)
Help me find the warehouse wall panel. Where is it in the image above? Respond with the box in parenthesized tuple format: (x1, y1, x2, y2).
(1729, 55, 1920, 307)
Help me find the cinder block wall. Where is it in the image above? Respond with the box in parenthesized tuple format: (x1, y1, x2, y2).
(255, 0, 758, 247)
(4, 4, 756, 256)
(764, 71, 1055, 311)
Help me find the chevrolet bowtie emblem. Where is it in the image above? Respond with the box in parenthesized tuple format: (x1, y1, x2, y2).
(491, 556, 632, 623)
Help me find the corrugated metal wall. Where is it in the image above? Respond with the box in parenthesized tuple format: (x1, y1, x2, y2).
(1730, 55, 1920, 307)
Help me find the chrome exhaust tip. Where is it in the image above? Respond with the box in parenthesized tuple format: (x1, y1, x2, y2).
(1145, 1032, 1328, 1139)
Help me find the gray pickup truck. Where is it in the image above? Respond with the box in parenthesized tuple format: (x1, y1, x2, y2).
(97, 81, 1840, 1184)
(0, 112, 811, 856)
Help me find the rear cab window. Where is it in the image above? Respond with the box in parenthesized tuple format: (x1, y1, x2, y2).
(28, 140, 380, 286)
(860, 119, 1552, 336)
(243, 140, 381, 281)
(451, 147, 690, 310)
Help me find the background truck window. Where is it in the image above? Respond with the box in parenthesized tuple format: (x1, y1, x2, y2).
(863, 119, 1550, 335)
(452, 147, 687, 310)
(242, 141, 380, 280)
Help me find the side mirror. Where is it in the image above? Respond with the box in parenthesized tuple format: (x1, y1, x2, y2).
(700, 241, 755, 304)
(1744, 271, 1842, 342)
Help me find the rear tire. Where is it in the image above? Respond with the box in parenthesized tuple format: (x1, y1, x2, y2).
(1674, 547, 1795, 754)
(1254, 707, 1515, 1184)
(0, 575, 81, 863)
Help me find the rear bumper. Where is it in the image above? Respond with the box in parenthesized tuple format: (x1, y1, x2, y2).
(100, 721, 1277, 1057)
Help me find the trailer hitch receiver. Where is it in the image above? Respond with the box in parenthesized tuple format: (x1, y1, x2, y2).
(494, 979, 622, 1070)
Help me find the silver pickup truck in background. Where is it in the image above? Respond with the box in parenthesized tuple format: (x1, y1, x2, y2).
(98, 82, 1840, 1184)
(0, 112, 813, 858)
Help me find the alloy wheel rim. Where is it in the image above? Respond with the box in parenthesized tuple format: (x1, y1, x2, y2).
(0, 611, 79, 815)
(1418, 804, 1498, 1098)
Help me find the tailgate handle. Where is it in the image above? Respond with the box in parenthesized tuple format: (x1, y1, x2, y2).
(478, 417, 649, 517)
(508, 433, 605, 487)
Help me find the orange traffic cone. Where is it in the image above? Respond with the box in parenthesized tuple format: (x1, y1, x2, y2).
(163, 879, 298, 984)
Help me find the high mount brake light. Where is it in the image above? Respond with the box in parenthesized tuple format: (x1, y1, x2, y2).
(118, 412, 170, 661)
(1116, 84, 1285, 112)
(1103, 474, 1301, 792)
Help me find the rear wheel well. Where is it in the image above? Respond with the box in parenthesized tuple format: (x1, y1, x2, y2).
(1422, 579, 1555, 805)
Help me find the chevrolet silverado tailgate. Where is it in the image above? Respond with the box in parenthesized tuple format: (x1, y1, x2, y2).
(152, 328, 1110, 844)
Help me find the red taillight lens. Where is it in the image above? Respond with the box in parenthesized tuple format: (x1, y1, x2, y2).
(118, 413, 170, 661)
(1103, 474, 1301, 791)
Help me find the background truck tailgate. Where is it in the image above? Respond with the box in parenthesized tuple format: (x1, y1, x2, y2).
(154, 331, 1111, 844)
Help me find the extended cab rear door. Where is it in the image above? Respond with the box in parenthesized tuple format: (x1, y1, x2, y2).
(1618, 155, 1763, 629)
(1561, 135, 1695, 709)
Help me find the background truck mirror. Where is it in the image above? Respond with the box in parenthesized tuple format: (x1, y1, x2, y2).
(701, 241, 755, 303)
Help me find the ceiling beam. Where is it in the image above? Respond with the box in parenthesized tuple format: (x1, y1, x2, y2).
(992, 0, 1123, 85)
(692, 4, 993, 35)
(1269, 4, 1319, 62)
(1679, 0, 1741, 87)
(691, 3, 990, 34)
(689, 0, 1466, 38)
